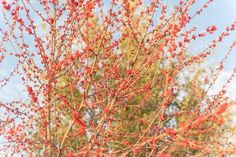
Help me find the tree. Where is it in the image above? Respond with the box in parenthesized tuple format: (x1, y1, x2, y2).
(0, 0, 236, 156)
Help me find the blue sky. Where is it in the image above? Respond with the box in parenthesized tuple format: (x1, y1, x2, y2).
(189, 0, 236, 97)
(190, 0, 236, 69)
